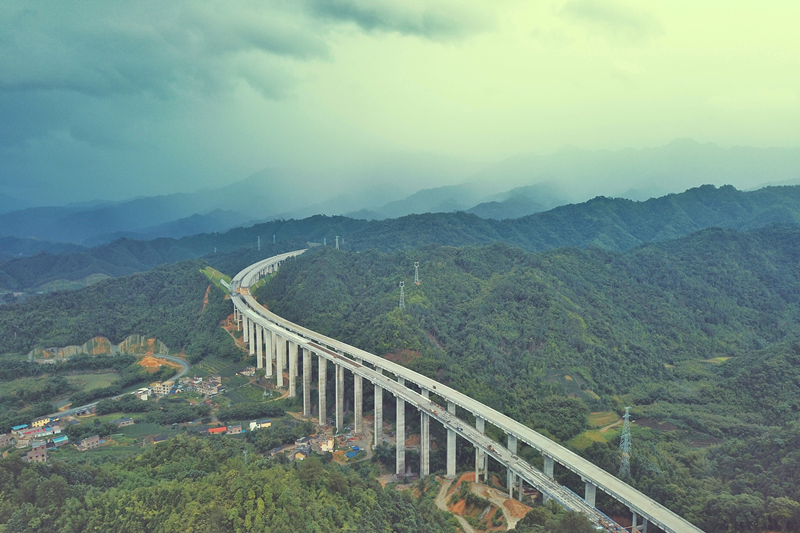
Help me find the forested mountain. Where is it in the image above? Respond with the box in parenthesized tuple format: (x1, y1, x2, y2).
(0, 236, 85, 262)
(0, 435, 457, 533)
(0, 260, 237, 362)
(256, 225, 800, 532)
(6, 184, 800, 293)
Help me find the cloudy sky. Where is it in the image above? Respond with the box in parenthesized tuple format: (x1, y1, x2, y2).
(1, 0, 798, 204)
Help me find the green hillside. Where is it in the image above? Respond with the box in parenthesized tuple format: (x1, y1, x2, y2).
(256, 225, 800, 532)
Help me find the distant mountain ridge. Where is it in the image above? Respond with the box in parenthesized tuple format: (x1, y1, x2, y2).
(2, 139, 798, 245)
(3, 184, 800, 292)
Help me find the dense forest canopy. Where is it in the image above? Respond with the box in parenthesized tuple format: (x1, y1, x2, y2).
(0, 435, 457, 533)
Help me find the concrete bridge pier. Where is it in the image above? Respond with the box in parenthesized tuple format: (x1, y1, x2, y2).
(276, 336, 285, 388)
(374, 371, 383, 446)
(302, 348, 311, 417)
(396, 377, 406, 476)
(446, 401, 456, 479)
(507, 434, 518, 496)
(265, 329, 273, 378)
(475, 416, 486, 483)
(318, 356, 327, 426)
(249, 321, 256, 356)
(420, 411, 430, 477)
(243, 316, 249, 344)
(288, 342, 298, 397)
(354, 362, 362, 433)
(256, 324, 263, 369)
(543, 454, 554, 503)
(584, 480, 597, 508)
(336, 364, 344, 431)
(632, 512, 648, 532)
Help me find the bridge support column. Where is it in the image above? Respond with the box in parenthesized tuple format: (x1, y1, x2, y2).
(336, 364, 344, 432)
(265, 329, 273, 378)
(542, 455, 554, 502)
(584, 480, 596, 508)
(318, 356, 327, 426)
(354, 361, 362, 434)
(420, 410, 430, 477)
(288, 342, 298, 398)
(276, 336, 285, 388)
(243, 316, 249, 342)
(507, 434, 517, 496)
(302, 348, 311, 417)
(631, 512, 647, 532)
(475, 416, 486, 483)
(396, 387, 406, 476)
(374, 370, 383, 446)
(256, 324, 263, 369)
(250, 321, 257, 356)
(447, 401, 456, 479)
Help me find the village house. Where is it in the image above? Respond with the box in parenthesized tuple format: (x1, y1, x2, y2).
(0, 433, 13, 448)
(11, 424, 29, 437)
(48, 436, 69, 449)
(150, 380, 175, 397)
(31, 416, 51, 428)
(24, 441, 47, 463)
(76, 435, 101, 452)
(111, 417, 134, 428)
(152, 435, 170, 445)
(227, 424, 242, 435)
(239, 366, 256, 377)
(249, 419, 272, 431)
(293, 448, 310, 461)
(208, 427, 227, 435)
(135, 387, 151, 401)
(319, 437, 335, 453)
(295, 436, 312, 448)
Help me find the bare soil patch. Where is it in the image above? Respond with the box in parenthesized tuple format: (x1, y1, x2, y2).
(138, 355, 182, 373)
(384, 349, 422, 365)
(503, 499, 531, 518)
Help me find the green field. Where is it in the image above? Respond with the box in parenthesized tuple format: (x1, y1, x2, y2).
(226, 384, 269, 404)
(66, 372, 120, 391)
(201, 267, 231, 289)
(588, 411, 619, 428)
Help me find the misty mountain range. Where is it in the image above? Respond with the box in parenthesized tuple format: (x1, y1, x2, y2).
(4, 183, 800, 292)
(1, 139, 798, 249)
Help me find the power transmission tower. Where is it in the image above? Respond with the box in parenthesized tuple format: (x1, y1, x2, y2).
(414, 262, 420, 285)
(619, 406, 632, 479)
(399, 282, 405, 309)
(258, 236, 261, 251)
(335, 236, 339, 250)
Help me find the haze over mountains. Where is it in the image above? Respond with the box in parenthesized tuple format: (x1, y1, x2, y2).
(4, 183, 800, 294)
(1, 140, 798, 247)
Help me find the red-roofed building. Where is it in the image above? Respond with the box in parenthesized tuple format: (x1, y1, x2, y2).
(208, 427, 227, 434)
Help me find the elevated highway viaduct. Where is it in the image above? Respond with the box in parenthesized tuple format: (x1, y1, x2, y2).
(230, 250, 704, 533)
